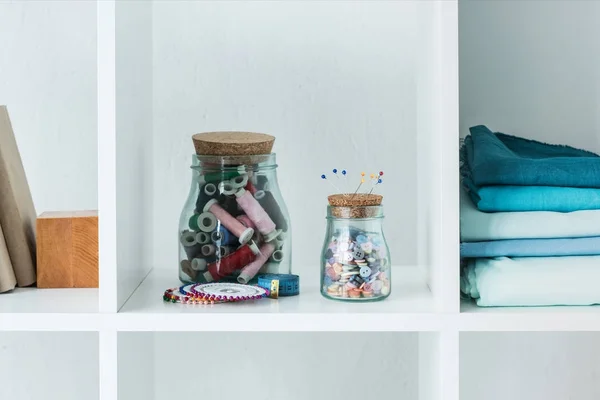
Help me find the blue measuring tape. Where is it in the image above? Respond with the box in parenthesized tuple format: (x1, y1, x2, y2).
(258, 274, 299, 297)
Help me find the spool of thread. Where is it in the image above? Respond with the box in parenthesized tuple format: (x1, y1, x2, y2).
(230, 174, 249, 189)
(259, 261, 281, 275)
(236, 214, 261, 242)
(219, 246, 234, 257)
(203, 199, 254, 244)
(195, 183, 218, 213)
(201, 244, 217, 257)
(180, 231, 202, 260)
(218, 194, 242, 217)
(255, 175, 269, 190)
(245, 179, 257, 195)
(238, 242, 275, 284)
(253, 190, 288, 232)
(199, 170, 241, 184)
(191, 258, 207, 272)
(196, 231, 211, 245)
(271, 249, 284, 263)
(236, 214, 257, 230)
(181, 260, 197, 280)
(235, 188, 279, 242)
(191, 212, 218, 233)
(203, 242, 260, 282)
(211, 226, 237, 246)
(218, 180, 237, 196)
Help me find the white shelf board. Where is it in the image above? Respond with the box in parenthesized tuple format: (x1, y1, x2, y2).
(0, 287, 98, 314)
(0, 287, 99, 331)
(116, 266, 440, 331)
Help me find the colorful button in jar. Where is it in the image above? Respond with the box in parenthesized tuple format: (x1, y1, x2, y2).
(178, 132, 292, 284)
(320, 193, 391, 301)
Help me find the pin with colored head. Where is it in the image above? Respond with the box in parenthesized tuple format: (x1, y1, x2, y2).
(340, 169, 348, 191)
(321, 173, 342, 193)
(369, 171, 384, 194)
(351, 172, 366, 198)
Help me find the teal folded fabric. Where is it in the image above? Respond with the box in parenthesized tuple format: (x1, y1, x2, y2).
(460, 189, 600, 241)
(464, 179, 600, 212)
(462, 125, 600, 188)
(461, 256, 600, 307)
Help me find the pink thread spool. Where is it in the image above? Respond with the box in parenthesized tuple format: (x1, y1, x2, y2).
(203, 199, 254, 244)
(237, 214, 261, 242)
(236, 214, 256, 230)
(235, 188, 279, 242)
(238, 242, 275, 284)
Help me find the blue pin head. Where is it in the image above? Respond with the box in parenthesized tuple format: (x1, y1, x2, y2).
(378, 178, 382, 184)
(342, 170, 347, 176)
(332, 168, 338, 174)
(321, 174, 327, 179)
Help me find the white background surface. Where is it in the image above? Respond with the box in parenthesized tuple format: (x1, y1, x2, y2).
(0, 332, 99, 399)
(6, 1, 600, 400)
(0, 1, 97, 213)
(460, 0, 600, 151)
(461, 332, 600, 400)
(151, 1, 422, 271)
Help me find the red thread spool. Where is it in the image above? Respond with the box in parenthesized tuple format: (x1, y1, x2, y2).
(203, 242, 259, 282)
(245, 179, 258, 195)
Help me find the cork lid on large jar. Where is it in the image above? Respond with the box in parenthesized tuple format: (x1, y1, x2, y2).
(193, 131, 275, 156)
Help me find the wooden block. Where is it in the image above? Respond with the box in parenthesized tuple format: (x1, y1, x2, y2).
(36, 211, 98, 288)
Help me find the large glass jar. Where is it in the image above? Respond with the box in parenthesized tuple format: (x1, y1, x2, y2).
(320, 204, 391, 301)
(179, 153, 291, 284)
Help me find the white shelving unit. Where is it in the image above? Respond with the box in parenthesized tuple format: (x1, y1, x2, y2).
(2, 1, 600, 399)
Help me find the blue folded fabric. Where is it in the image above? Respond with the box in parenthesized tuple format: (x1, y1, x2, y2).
(462, 125, 600, 188)
(461, 236, 600, 258)
(463, 179, 600, 212)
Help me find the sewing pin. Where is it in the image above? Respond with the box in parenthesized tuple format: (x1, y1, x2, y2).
(321, 174, 342, 193)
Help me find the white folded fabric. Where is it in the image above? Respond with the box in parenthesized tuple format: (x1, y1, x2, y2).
(462, 256, 600, 307)
(460, 189, 600, 241)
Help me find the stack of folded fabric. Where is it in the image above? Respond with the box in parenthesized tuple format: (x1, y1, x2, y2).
(460, 125, 600, 307)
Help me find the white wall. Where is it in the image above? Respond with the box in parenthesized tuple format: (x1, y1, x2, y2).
(0, 1, 97, 213)
(460, 0, 600, 151)
(151, 1, 426, 272)
(0, 332, 99, 399)
(461, 332, 600, 400)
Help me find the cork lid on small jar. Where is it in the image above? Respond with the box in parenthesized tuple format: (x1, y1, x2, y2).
(327, 194, 383, 218)
(192, 131, 275, 156)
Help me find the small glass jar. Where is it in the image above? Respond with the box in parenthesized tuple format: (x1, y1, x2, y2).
(179, 153, 291, 284)
(320, 204, 391, 301)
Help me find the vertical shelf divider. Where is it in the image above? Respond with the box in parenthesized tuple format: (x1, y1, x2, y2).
(99, 330, 118, 400)
(419, 331, 460, 400)
(437, 0, 460, 314)
(98, 0, 117, 314)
